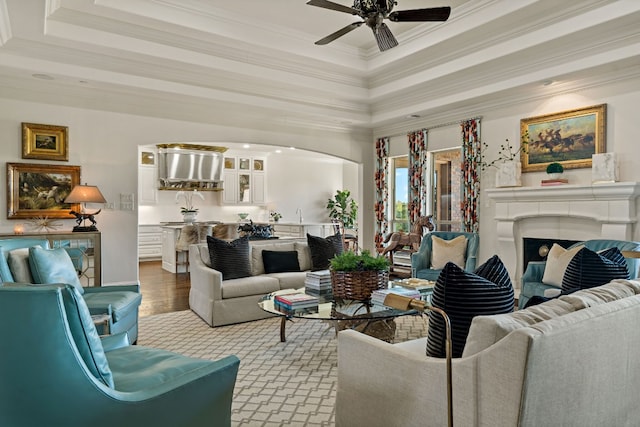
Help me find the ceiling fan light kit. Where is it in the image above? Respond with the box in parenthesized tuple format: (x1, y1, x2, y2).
(307, 0, 451, 51)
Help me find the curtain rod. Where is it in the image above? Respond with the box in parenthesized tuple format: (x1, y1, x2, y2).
(381, 116, 482, 139)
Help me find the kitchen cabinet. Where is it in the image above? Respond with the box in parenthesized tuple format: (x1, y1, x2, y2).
(138, 149, 158, 204)
(222, 156, 266, 205)
(272, 223, 335, 238)
(138, 225, 162, 261)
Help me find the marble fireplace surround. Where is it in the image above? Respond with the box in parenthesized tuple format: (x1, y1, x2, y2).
(486, 182, 640, 289)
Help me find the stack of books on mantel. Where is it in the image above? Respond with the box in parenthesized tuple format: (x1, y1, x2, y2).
(541, 178, 569, 186)
(274, 293, 319, 313)
(371, 288, 422, 306)
(305, 270, 332, 296)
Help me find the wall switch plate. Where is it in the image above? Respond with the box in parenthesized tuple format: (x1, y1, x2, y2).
(120, 193, 135, 211)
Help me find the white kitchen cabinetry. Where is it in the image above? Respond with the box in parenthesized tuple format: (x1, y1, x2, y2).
(222, 156, 266, 205)
(272, 223, 334, 238)
(138, 150, 158, 205)
(138, 225, 163, 261)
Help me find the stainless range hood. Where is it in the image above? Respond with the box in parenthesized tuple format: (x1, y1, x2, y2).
(157, 143, 227, 191)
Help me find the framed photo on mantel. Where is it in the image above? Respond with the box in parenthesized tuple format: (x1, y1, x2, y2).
(22, 122, 69, 161)
(520, 104, 606, 172)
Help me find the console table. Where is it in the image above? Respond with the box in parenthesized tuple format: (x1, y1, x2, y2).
(0, 231, 101, 287)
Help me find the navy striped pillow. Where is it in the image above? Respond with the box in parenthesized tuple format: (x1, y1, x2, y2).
(561, 247, 629, 295)
(426, 255, 514, 358)
(206, 236, 251, 280)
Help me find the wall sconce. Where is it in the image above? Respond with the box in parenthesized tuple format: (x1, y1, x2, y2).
(64, 184, 107, 232)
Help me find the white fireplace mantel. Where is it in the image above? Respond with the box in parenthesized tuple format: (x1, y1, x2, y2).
(486, 182, 640, 287)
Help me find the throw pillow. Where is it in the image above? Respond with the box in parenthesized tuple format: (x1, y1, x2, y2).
(28, 246, 84, 294)
(252, 224, 274, 239)
(426, 256, 514, 358)
(430, 235, 467, 270)
(541, 243, 584, 287)
(206, 236, 251, 280)
(307, 233, 343, 271)
(8, 247, 39, 283)
(262, 250, 301, 274)
(561, 247, 629, 295)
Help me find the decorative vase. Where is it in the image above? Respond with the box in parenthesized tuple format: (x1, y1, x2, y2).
(495, 161, 522, 188)
(182, 211, 197, 223)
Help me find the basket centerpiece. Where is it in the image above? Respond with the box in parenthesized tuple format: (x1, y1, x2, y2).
(329, 250, 390, 301)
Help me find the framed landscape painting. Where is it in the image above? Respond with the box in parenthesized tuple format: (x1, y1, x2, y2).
(22, 122, 69, 161)
(7, 163, 80, 219)
(520, 104, 606, 172)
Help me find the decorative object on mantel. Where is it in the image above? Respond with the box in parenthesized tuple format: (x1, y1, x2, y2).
(176, 190, 204, 223)
(480, 132, 529, 188)
(541, 162, 568, 186)
(592, 153, 619, 183)
(521, 104, 606, 172)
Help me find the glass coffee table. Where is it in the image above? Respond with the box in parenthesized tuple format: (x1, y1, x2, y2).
(259, 289, 418, 343)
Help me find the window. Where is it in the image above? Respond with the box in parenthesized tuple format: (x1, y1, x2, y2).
(390, 156, 409, 232)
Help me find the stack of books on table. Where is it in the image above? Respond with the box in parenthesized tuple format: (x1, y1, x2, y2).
(305, 270, 332, 296)
(371, 288, 422, 306)
(274, 292, 319, 313)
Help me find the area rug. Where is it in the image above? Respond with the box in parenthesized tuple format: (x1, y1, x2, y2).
(138, 310, 429, 427)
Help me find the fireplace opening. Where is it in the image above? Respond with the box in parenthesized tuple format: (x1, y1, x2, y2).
(522, 237, 581, 273)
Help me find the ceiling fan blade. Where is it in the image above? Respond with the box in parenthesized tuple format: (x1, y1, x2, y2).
(306, 0, 358, 15)
(388, 7, 451, 22)
(315, 21, 364, 45)
(373, 23, 398, 52)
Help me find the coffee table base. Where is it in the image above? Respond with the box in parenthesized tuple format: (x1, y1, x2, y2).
(278, 315, 396, 343)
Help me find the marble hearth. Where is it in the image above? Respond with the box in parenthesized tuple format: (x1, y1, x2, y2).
(486, 182, 640, 288)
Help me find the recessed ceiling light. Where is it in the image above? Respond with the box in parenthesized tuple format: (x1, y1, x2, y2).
(407, 114, 421, 119)
(289, 147, 296, 150)
(275, 149, 282, 154)
(32, 73, 54, 80)
(542, 80, 554, 86)
(243, 144, 250, 149)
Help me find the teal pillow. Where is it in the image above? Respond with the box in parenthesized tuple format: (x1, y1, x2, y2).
(28, 246, 84, 295)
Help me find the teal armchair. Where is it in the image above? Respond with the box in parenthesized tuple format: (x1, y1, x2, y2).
(0, 238, 142, 343)
(0, 283, 240, 427)
(519, 239, 640, 308)
(411, 231, 479, 281)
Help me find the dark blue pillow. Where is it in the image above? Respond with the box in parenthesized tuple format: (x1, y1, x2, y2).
(561, 247, 629, 295)
(262, 250, 300, 274)
(426, 255, 514, 358)
(206, 236, 251, 280)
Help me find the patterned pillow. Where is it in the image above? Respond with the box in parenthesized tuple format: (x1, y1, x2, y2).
(426, 255, 514, 358)
(206, 236, 251, 280)
(561, 247, 629, 295)
(306, 234, 343, 271)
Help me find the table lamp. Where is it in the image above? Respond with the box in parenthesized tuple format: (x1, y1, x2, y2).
(383, 293, 454, 427)
(64, 184, 107, 232)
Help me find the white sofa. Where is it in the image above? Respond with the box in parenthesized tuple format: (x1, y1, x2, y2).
(189, 238, 312, 327)
(336, 279, 640, 427)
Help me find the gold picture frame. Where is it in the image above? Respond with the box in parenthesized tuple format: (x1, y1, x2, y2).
(22, 122, 69, 161)
(521, 104, 606, 172)
(7, 163, 80, 219)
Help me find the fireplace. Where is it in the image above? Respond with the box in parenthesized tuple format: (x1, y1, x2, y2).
(486, 182, 640, 289)
(522, 237, 580, 272)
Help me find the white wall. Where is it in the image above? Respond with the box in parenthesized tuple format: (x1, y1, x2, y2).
(0, 98, 371, 284)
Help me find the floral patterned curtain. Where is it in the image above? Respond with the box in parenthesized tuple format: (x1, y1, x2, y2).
(408, 129, 428, 226)
(461, 119, 481, 233)
(374, 137, 390, 250)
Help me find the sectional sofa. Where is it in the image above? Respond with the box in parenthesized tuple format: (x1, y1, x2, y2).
(189, 238, 312, 327)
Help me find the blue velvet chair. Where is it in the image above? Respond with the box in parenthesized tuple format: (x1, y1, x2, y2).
(0, 238, 142, 343)
(410, 231, 479, 281)
(0, 283, 240, 427)
(518, 239, 640, 308)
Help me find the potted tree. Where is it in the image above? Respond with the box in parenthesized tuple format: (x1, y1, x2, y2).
(329, 250, 389, 301)
(326, 190, 358, 230)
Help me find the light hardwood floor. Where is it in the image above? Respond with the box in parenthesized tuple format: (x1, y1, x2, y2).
(138, 261, 190, 317)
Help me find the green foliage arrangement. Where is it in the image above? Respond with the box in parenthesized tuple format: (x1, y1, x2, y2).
(326, 190, 358, 229)
(330, 250, 389, 272)
(480, 130, 531, 171)
(546, 162, 564, 174)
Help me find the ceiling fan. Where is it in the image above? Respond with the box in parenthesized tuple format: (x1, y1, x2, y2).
(307, 0, 451, 51)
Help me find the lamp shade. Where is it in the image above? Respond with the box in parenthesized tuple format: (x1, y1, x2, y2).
(64, 184, 106, 204)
